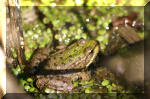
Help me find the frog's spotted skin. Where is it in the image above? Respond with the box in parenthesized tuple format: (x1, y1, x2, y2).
(43, 39, 99, 70)
(36, 39, 99, 91)
(36, 71, 91, 91)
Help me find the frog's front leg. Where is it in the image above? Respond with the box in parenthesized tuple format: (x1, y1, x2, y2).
(30, 47, 51, 67)
(25, 47, 51, 74)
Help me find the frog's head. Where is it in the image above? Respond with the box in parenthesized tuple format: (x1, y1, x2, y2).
(77, 39, 99, 54)
(77, 39, 99, 67)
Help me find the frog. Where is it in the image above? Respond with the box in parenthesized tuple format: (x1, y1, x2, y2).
(27, 39, 99, 92)
(36, 71, 91, 92)
(43, 39, 99, 70)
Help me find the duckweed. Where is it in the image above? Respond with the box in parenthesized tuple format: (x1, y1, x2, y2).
(101, 79, 110, 86)
(16, 3, 144, 96)
(11, 48, 17, 58)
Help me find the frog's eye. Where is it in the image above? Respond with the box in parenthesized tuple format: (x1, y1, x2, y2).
(78, 39, 86, 46)
(85, 47, 93, 55)
(90, 49, 94, 54)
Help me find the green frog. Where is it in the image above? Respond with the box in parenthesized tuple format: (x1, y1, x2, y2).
(44, 39, 99, 70)
(36, 71, 91, 92)
(28, 39, 99, 91)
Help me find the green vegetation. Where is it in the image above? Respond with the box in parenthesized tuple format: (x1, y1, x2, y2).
(8, 0, 145, 98)
(19, 6, 144, 94)
(20, 0, 147, 6)
(10, 65, 21, 76)
(11, 48, 17, 58)
(23, 20, 52, 60)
